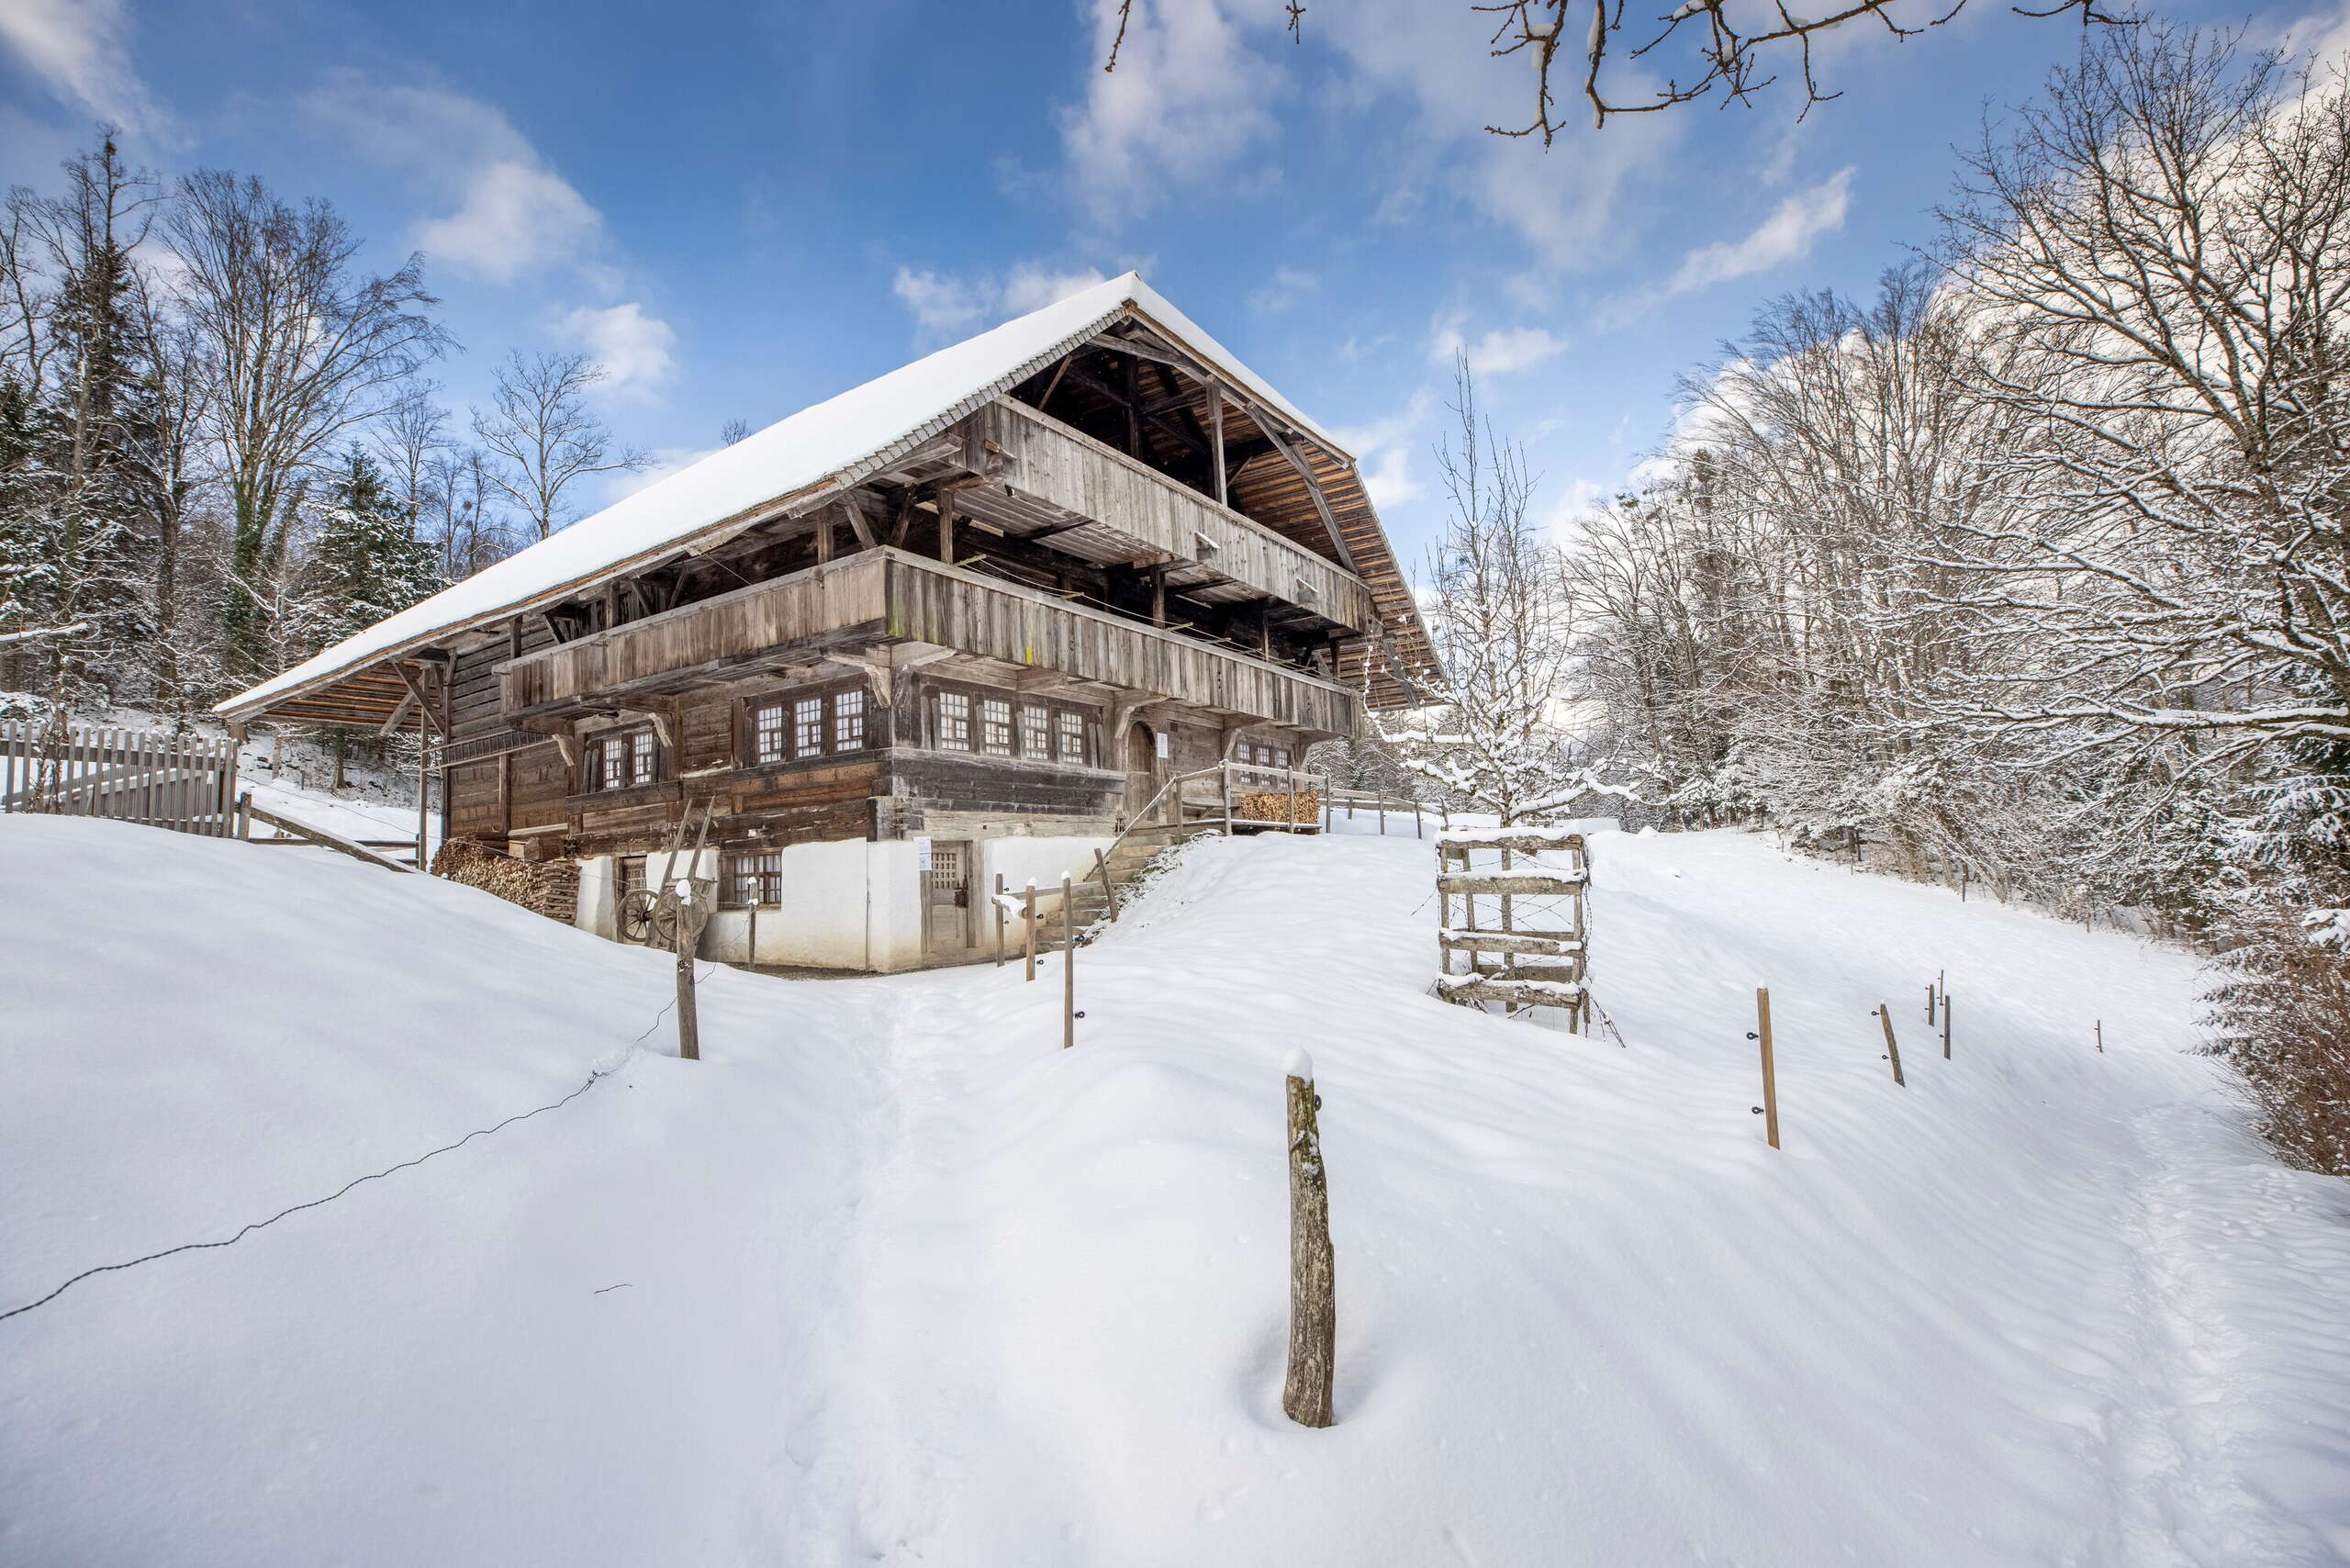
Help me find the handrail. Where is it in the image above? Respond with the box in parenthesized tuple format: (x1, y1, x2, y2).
(1094, 760, 1326, 913)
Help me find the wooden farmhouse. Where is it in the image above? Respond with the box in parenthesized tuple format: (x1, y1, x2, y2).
(218, 274, 1438, 970)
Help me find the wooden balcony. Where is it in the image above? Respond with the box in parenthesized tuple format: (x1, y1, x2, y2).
(499, 548, 1360, 735)
(957, 398, 1376, 634)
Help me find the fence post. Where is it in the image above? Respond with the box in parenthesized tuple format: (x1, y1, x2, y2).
(1753, 988, 1781, 1150)
(2095, 1018, 2103, 1054)
(994, 872, 1006, 967)
(1942, 995, 1952, 1060)
(1877, 1003, 1906, 1087)
(1281, 1047, 1335, 1428)
(1062, 874, 1077, 1049)
(1023, 883, 1038, 982)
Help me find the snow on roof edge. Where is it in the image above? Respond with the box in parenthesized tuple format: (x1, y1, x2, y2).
(218, 272, 1359, 719)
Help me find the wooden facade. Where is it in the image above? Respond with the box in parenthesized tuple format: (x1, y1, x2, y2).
(220, 286, 1436, 969)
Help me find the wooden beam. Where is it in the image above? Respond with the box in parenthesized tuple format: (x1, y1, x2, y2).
(393, 661, 447, 737)
(841, 498, 877, 551)
(1209, 381, 1227, 508)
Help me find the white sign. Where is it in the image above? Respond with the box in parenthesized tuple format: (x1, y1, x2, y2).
(914, 835, 933, 870)
(1154, 729, 1169, 759)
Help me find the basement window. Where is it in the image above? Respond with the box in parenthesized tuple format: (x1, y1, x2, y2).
(722, 849, 782, 908)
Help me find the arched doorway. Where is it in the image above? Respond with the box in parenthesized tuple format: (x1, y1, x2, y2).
(1125, 722, 1159, 820)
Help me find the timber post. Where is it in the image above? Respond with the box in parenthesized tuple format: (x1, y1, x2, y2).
(994, 872, 1006, 967)
(675, 933, 700, 1061)
(2095, 1018, 2103, 1054)
(1281, 1047, 1335, 1428)
(1942, 994, 1952, 1060)
(1024, 882, 1038, 982)
(1877, 1003, 1905, 1087)
(1753, 988, 1781, 1150)
(1062, 873, 1077, 1049)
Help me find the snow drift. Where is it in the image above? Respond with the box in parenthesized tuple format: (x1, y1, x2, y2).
(5, 816, 2348, 1565)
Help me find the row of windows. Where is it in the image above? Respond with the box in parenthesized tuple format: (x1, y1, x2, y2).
(584, 683, 1109, 791)
(751, 687, 866, 765)
(1237, 739, 1294, 769)
(621, 850, 786, 908)
(932, 689, 1096, 767)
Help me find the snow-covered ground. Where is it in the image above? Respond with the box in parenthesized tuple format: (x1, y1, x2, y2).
(5, 818, 2347, 1565)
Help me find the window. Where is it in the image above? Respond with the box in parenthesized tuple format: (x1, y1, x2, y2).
(753, 701, 788, 765)
(1242, 740, 1293, 769)
(590, 727, 657, 791)
(619, 856, 647, 897)
(936, 689, 971, 751)
(723, 849, 782, 908)
(1056, 710, 1086, 767)
(1019, 702, 1050, 758)
(749, 684, 874, 766)
(980, 698, 1014, 756)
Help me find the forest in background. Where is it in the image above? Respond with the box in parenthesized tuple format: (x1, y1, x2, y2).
(0, 138, 649, 745)
(1377, 25, 2350, 1172)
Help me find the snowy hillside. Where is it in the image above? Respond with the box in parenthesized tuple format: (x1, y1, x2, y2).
(5, 817, 2347, 1565)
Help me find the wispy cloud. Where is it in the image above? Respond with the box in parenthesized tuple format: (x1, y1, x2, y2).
(1332, 390, 1435, 510)
(559, 302, 676, 398)
(1249, 265, 1318, 314)
(0, 0, 163, 134)
(890, 260, 1114, 345)
(1427, 319, 1568, 376)
(1059, 0, 1283, 227)
(305, 75, 604, 284)
(1663, 167, 1853, 297)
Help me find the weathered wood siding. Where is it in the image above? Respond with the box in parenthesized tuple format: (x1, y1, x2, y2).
(882, 554, 1356, 734)
(498, 549, 1358, 735)
(980, 399, 1374, 632)
(503, 555, 889, 712)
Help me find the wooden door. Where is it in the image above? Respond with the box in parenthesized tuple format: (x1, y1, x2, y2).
(1125, 722, 1159, 820)
(923, 840, 974, 956)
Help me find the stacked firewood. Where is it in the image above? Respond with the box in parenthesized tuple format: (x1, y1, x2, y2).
(431, 838, 581, 923)
(1236, 790, 1321, 825)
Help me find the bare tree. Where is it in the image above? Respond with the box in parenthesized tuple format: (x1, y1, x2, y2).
(472, 351, 646, 542)
(721, 416, 751, 446)
(371, 388, 453, 534)
(1102, 0, 2119, 134)
(166, 170, 452, 678)
(1381, 363, 1634, 821)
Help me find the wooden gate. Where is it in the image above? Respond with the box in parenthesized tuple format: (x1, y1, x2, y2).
(923, 839, 974, 956)
(0, 720, 241, 838)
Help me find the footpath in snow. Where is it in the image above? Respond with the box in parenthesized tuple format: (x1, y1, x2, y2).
(4, 816, 2348, 1566)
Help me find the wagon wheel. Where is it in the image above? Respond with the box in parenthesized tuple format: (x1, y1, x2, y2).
(618, 888, 662, 945)
(648, 890, 683, 951)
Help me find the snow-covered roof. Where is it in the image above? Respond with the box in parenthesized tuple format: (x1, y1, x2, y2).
(218, 273, 1356, 719)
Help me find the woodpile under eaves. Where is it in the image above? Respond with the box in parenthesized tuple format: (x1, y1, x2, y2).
(431, 838, 580, 924)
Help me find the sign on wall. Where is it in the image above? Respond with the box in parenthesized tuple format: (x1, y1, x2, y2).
(1155, 730, 1170, 759)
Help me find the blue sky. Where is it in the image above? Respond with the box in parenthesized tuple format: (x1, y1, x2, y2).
(3, 0, 2336, 565)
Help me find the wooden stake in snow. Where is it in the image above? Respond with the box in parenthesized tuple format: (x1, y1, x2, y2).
(2095, 1018, 2103, 1054)
(1942, 994, 1953, 1060)
(1925, 983, 1936, 1025)
(1062, 873, 1077, 1050)
(994, 872, 1006, 968)
(1023, 883, 1038, 983)
(1753, 988, 1782, 1150)
(1877, 1003, 1906, 1087)
(1281, 1047, 1336, 1428)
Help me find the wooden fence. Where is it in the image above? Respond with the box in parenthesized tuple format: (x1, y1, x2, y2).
(0, 720, 241, 837)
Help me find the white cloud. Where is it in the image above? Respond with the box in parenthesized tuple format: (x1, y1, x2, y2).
(891, 261, 1113, 345)
(1248, 266, 1318, 314)
(1060, 0, 1283, 226)
(1332, 391, 1433, 510)
(304, 76, 605, 283)
(1002, 262, 1113, 315)
(890, 267, 988, 338)
(0, 0, 162, 133)
(1427, 319, 1568, 376)
(1664, 167, 1854, 297)
(559, 302, 677, 398)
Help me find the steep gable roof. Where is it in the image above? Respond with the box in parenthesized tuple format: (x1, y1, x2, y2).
(220, 273, 1431, 720)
